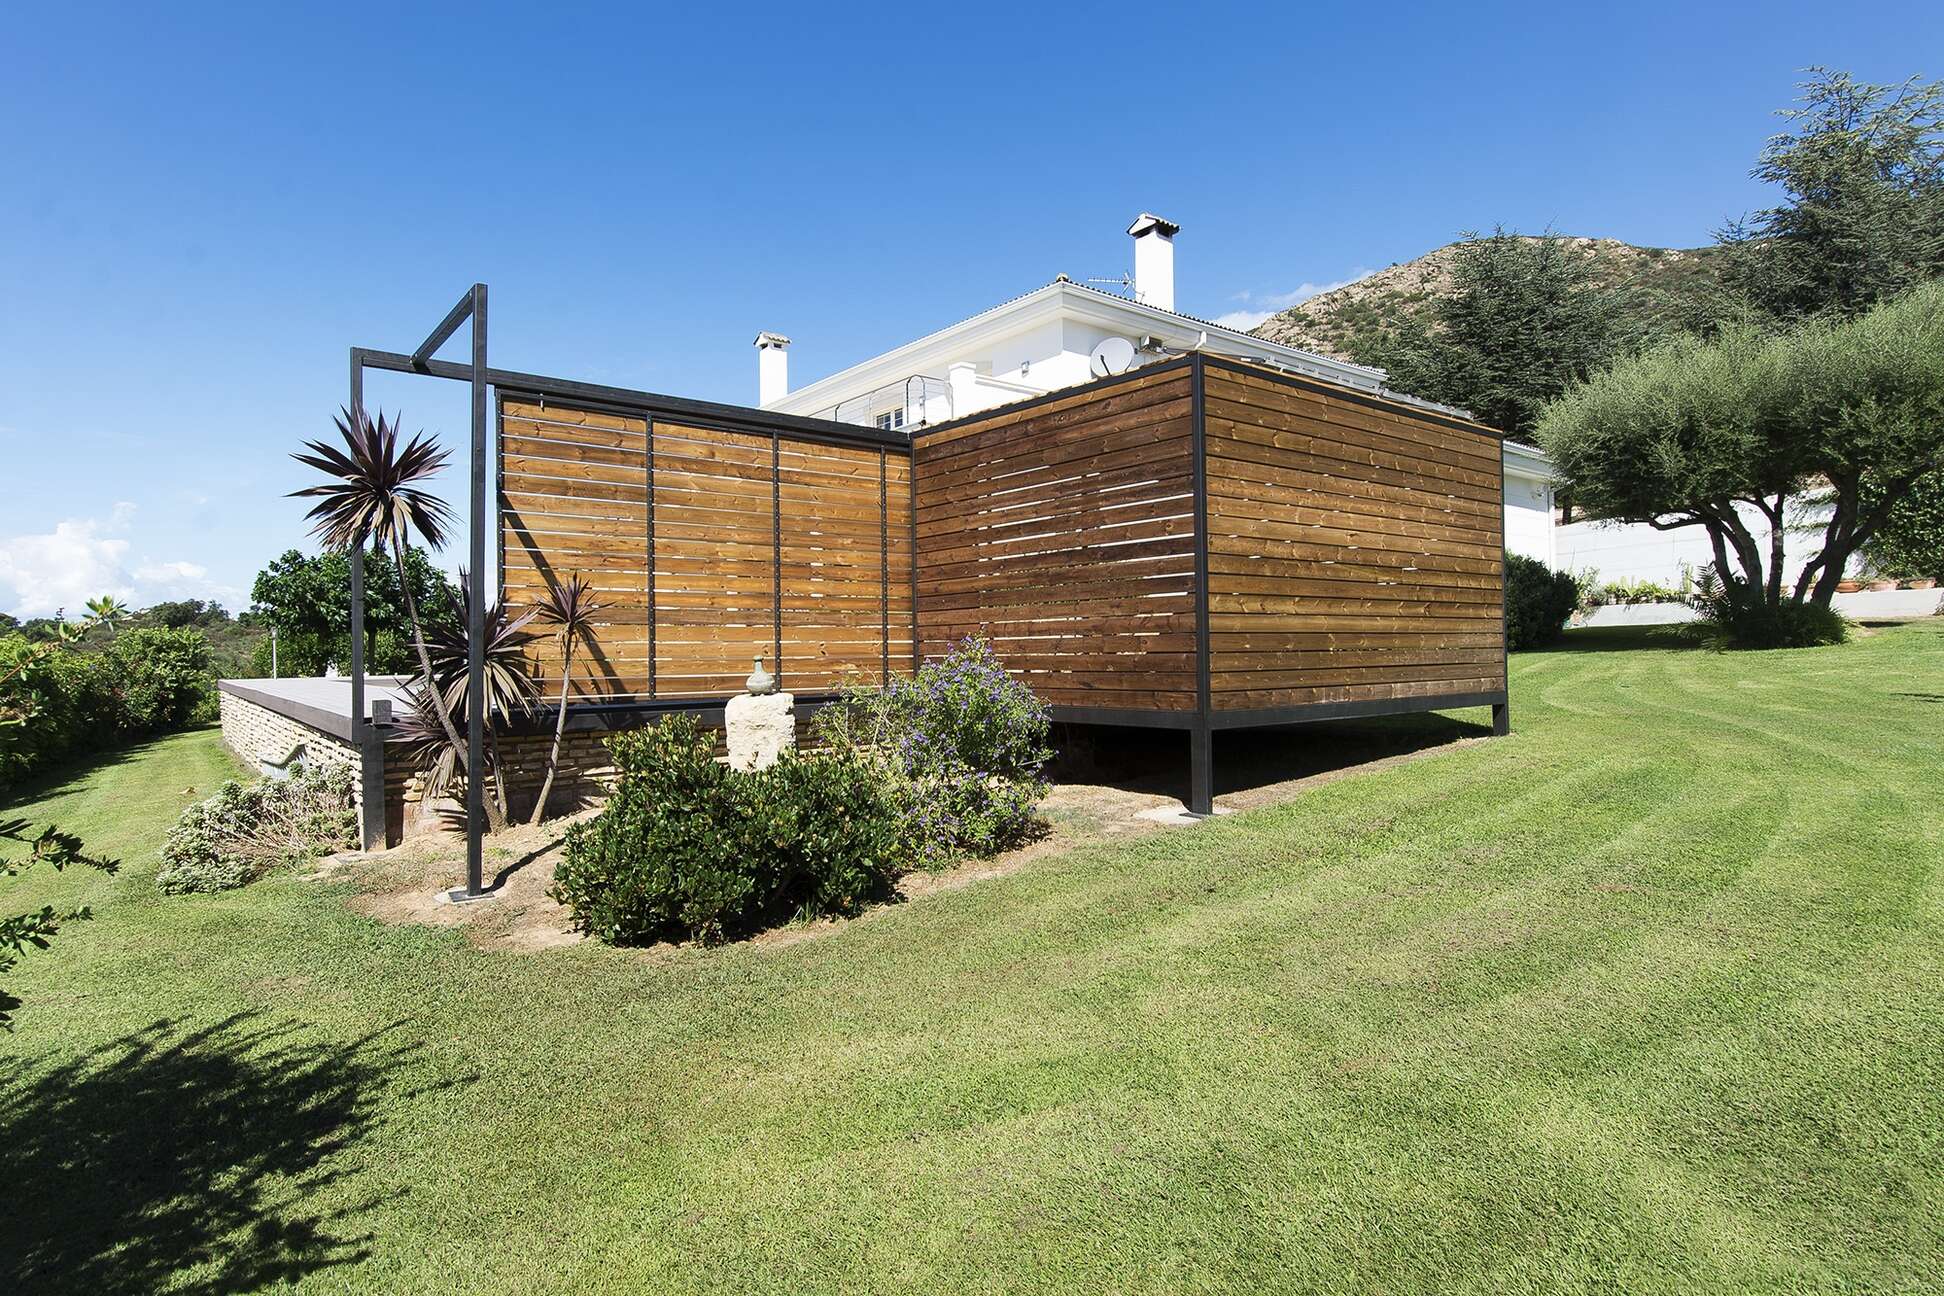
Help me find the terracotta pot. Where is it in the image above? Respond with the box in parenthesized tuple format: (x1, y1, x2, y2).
(1865, 579, 1898, 592)
(1904, 578, 1936, 590)
(1836, 579, 1864, 593)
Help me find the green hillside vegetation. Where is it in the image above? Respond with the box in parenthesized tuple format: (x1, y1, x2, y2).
(1253, 237, 1733, 367)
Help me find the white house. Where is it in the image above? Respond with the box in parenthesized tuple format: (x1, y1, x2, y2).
(753, 214, 1561, 567)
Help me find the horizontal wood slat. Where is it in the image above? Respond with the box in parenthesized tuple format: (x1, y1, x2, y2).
(500, 403, 911, 703)
(1203, 368, 1505, 711)
(914, 371, 1198, 707)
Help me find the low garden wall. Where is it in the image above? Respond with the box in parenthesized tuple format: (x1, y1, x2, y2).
(217, 687, 363, 789)
(219, 679, 826, 847)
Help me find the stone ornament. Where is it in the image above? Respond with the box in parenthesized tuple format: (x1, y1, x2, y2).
(745, 655, 776, 695)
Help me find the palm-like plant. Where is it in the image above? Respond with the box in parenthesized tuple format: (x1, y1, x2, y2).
(83, 596, 129, 638)
(388, 681, 462, 816)
(527, 574, 604, 825)
(289, 408, 471, 793)
(424, 576, 539, 831)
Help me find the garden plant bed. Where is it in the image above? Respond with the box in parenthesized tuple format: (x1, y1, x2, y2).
(330, 716, 1489, 955)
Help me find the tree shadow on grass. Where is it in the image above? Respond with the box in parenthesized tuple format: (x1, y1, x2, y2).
(0, 1011, 471, 1294)
(1543, 624, 1701, 653)
(0, 732, 197, 812)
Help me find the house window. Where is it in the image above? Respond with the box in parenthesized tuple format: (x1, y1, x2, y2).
(875, 408, 906, 431)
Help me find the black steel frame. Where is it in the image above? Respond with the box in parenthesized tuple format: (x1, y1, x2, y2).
(348, 289, 910, 874)
(350, 285, 490, 896)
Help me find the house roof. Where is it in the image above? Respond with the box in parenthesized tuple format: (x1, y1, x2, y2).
(765, 277, 1391, 417)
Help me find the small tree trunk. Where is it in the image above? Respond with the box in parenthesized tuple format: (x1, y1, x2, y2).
(1764, 496, 1787, 606)
(388, 536, 484, 825)
(486, 723, 510, 832)
(529, 641, 575, 827)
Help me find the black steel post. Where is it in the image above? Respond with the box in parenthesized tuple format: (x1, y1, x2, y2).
(646, 417, 656, 701)
(349, 354, 388, 850)
(1496, 428, 1512, 737)
(1190, 725, 1213, 818)
(878, 448, 889, 684)
(908, 446, 919, 670)
(1187, 355, 1215, 817)
(771, 431, 782, 687)
(349, 351, 365, 738)
(464, 284, 487, 897)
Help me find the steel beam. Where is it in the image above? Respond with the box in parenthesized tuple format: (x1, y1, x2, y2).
(412, 289, 476, 371)
(353, 348, 905, 451)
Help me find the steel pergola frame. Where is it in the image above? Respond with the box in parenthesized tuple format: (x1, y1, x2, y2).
(346, 285, 906, 891)
(349, 284, 489, 898)
(344, 292, 1511, 866)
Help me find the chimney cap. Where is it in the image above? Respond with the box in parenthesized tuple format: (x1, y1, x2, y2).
(754, 331, 791, 349)
(1127, 213, 1180, 239)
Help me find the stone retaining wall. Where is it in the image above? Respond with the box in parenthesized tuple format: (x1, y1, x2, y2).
(220, 683, 828, 848)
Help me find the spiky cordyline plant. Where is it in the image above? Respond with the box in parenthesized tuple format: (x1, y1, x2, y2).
(289, 407, 473, 798)
(527, 574, 604, 825)
(425, 575, 539, 831)
(389, 682, 462, 815)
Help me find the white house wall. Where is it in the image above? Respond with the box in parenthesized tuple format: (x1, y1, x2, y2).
(1556, 498, 1837, 589)
(1503, 471, 1555, 567)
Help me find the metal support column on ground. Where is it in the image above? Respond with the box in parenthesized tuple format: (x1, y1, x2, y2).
(348, 355, 384, 850)
(1492, 702, 1510, 736)
(1187, 354, 1215, 818)
(1189, 725, 1213, 817)
(464, 284, 488, 898)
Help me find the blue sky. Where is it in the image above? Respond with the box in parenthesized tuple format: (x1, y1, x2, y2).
(2, 1, 1938, 617)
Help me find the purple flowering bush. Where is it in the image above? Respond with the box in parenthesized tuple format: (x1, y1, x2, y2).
(814, 637, 1051, 867)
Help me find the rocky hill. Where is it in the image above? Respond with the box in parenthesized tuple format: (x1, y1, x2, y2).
(1250, 236, 1731, 364)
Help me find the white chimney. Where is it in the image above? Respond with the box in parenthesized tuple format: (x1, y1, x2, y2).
(1127, 213, 1179, 313)
(754, 331, 791, 406)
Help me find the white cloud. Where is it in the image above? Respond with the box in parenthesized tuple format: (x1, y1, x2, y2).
(1211, 309, 1277, 332)
(0, 505, 240, 619)
(1211, 271, 1375, 333)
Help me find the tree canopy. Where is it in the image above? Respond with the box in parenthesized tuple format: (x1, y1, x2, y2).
(1721, 69, 1944, 321)
(1538, 279, 1944, 606)
(1356, 229, 1629, 439)
(248, 546, 457, 674)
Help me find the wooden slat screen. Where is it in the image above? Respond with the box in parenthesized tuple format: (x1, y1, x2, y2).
(912, 366, 1199, 711)
(499, 400, 910, 702)
(1202, 364, 1506, 711)
(501, 401, 652, 699)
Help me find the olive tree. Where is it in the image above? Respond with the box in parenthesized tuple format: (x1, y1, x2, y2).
(1539, 280, 1944, 607)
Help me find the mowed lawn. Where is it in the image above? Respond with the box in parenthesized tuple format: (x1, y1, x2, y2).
(4, 625, 1941, 1294)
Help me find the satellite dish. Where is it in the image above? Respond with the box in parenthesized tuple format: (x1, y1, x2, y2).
(1089, 336, 1138, 377)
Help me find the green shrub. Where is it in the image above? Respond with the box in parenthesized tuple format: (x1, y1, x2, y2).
(1687, 570, 1850, 650)
(105, 627, 215, 731)
(550, 716, 908, 947)
(812, 637, 1051, 866)
(156, 765, 356, 894)
(1861, 470, 1944, 580)
(1504, 552, 1582, 650)
(0, 634, 117, 782)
